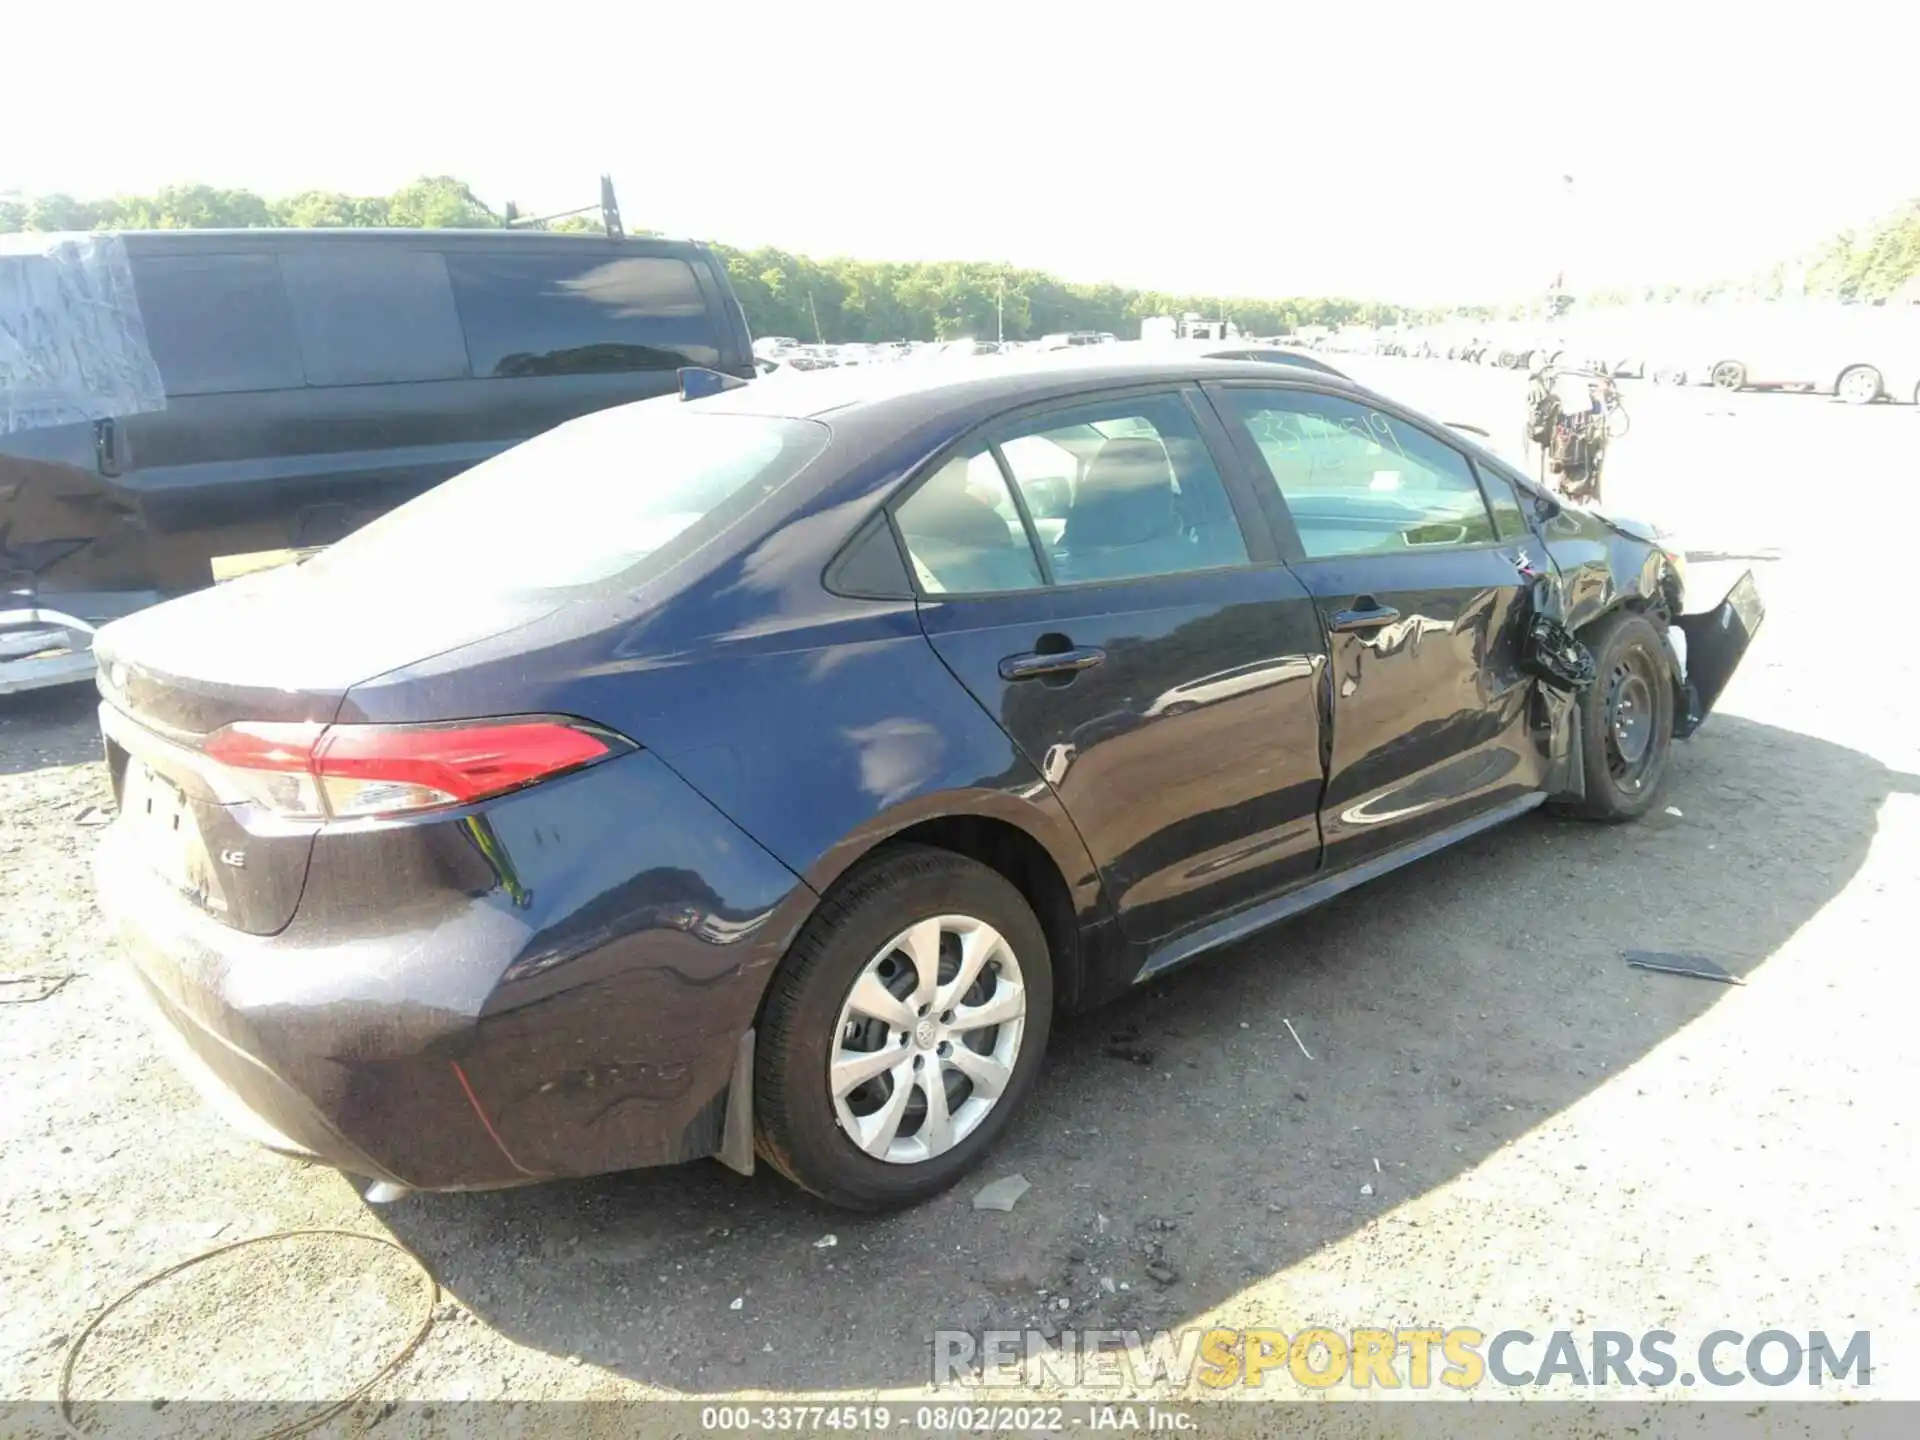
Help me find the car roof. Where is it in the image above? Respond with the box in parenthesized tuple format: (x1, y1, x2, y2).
(697, 351, 1374, 425)
(76, 228, 716, 255)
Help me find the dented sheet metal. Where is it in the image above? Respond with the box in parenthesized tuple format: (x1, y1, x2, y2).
(0, 232, 166, 436)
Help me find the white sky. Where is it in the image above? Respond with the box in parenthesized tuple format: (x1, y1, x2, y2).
(6, 0, 1913, 304)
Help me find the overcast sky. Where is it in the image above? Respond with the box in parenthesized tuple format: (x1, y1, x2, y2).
(8, 0, 1913, 304)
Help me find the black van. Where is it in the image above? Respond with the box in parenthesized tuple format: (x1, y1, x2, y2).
(1, 227, 754, 692)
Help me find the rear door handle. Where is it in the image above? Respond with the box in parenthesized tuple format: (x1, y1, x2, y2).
(999, 646, 1106, 681)
(1328, 603, 1400, 633)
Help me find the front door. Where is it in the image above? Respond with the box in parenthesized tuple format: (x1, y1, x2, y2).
(895, 387, 1328, 943)
(1206, 382, 1549, 870)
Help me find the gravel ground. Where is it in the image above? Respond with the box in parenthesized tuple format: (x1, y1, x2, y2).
(3, 360, 1916, 1429)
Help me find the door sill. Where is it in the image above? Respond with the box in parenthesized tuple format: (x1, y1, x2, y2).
(1135, 791, 1546, 982)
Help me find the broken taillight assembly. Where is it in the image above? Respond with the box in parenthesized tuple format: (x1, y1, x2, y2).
(201, 717, 631, 821)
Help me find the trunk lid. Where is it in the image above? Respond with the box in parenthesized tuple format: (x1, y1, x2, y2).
(95, 561, 557, 935)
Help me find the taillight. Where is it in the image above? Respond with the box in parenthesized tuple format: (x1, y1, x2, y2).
(202, 717, 629, 820)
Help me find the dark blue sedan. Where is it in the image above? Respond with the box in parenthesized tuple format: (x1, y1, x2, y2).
(91, 353, 1761, 1210)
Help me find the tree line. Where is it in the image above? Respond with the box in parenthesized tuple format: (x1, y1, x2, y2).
(0, 177, 1406, 341)
(6, 177, 1914, 330)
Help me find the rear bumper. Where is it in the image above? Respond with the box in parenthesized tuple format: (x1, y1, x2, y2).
(95, 749, 816, 1191)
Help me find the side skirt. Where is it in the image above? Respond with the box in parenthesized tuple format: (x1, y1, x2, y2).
(1135, 791, 1547, 983)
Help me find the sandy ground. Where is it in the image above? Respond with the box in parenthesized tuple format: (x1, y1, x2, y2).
(3, 360, 1916, 1430)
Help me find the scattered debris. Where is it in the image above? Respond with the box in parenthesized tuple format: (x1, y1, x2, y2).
(1373, 1158, 1382, 1174)
(1624, 951, 1745, 986)
(0, 974, 72, 1005)
(73, 806, 112, 827)
(1101, 1042, 1156, 1066)
(1100, 1276, 1117, 1294)
(1663, 806, 1683, 817)
(729, 1297, 744, 1311)
(1095, 1213, 1109, 1235)
(1360, 1183, 1376, 1197)
(1145, 1260, 1178, 1286)
(1282, 1018, 1314, 1060)
(200, 1221, 228, 1240)
(813, 1234, 838, 1249)
(972, 1174, 1031, 1212)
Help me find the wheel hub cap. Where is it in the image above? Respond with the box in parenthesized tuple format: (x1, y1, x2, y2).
(829, 914, 1027, 1165)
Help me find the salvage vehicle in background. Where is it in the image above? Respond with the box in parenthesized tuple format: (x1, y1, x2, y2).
(91, 353, 1761, 1212)
(1, 226, 755, 693)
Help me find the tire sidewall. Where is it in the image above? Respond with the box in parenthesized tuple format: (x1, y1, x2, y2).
(1580, 613, 1676, 819)
(759, 855, 1053, 1208)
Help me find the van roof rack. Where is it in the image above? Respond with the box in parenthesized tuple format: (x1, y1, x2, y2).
(501, 175, 625, 239)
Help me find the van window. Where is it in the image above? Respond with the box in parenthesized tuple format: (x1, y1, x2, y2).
(134, 254, 305, 396)
(446, 252, 722, 378)
(279, 247, 469, 385)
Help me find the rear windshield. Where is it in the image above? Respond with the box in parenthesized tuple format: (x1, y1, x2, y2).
(302, 401, 830, 596)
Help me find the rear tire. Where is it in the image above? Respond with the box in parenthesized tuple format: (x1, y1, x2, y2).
(754, 845, 1053, 1210)
(1557, 610, 1676, 822)
(1836, 365, 1882, 405)
(1711, 360, 1746, 391)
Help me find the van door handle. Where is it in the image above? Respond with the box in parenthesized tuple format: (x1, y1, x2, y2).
(94, 418, 123, 477)
(999, 646, 1106, 681)
(1328, 602, 1399, 633)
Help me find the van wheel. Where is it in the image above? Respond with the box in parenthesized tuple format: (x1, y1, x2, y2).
(1710, 360, 1746, 390)
(1836, 365, 1882, 405)
(1556, 611, 1676, 822)
(754, 846, 1052, 1211)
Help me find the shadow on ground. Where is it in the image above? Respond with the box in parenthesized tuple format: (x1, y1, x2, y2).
(369, 714, 1918, 1391)
(0, 684, 99, 777)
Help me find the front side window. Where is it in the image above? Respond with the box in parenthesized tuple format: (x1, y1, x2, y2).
(1214, 388, 1497, 558)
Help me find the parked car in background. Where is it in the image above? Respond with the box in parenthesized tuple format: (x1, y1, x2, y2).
(93, 351, 1760, 1211)
(1, 227, 754, 693)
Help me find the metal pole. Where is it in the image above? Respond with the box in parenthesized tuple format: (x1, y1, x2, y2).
(808, 290, 824, 345)
(997, 279, 1004, 344)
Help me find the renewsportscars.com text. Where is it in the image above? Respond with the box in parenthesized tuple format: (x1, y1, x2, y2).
(935, 1327, 1872, 1391)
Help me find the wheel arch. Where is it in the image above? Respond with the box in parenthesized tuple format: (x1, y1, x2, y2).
(789, 793, 1105, 1016)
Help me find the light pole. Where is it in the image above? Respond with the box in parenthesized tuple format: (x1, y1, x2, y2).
(996, 277, 1005, 345)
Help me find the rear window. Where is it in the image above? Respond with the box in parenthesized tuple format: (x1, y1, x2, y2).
(301, 402, 830, 595)
(134, 254, 305, 395)
(447, 252, 721, 378)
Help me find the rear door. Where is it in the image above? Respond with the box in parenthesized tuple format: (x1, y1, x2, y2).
(1206, 381, 1549, 871)
(896, 386, 1328, 943)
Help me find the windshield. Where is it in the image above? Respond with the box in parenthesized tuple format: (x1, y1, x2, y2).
(303, 401, 831, 597)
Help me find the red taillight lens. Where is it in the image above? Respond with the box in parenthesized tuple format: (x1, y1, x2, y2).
(202, 718, 626, 820)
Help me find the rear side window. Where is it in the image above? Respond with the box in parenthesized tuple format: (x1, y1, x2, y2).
(447, 252, 721, 378)
(279, 247, 469, 385)
(300, 403, 829, 596)
(134, 254, 305, 396)
(994, 393, 1249, 585)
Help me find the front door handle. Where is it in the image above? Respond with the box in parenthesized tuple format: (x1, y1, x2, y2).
(999, 646, 1106, 682)
(1328, 603, 1400, 634)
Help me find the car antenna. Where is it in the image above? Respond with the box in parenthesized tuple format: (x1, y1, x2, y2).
(498, 175, 625, 238)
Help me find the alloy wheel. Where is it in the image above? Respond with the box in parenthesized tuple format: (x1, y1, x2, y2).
(829, 915, 1027, 1165)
